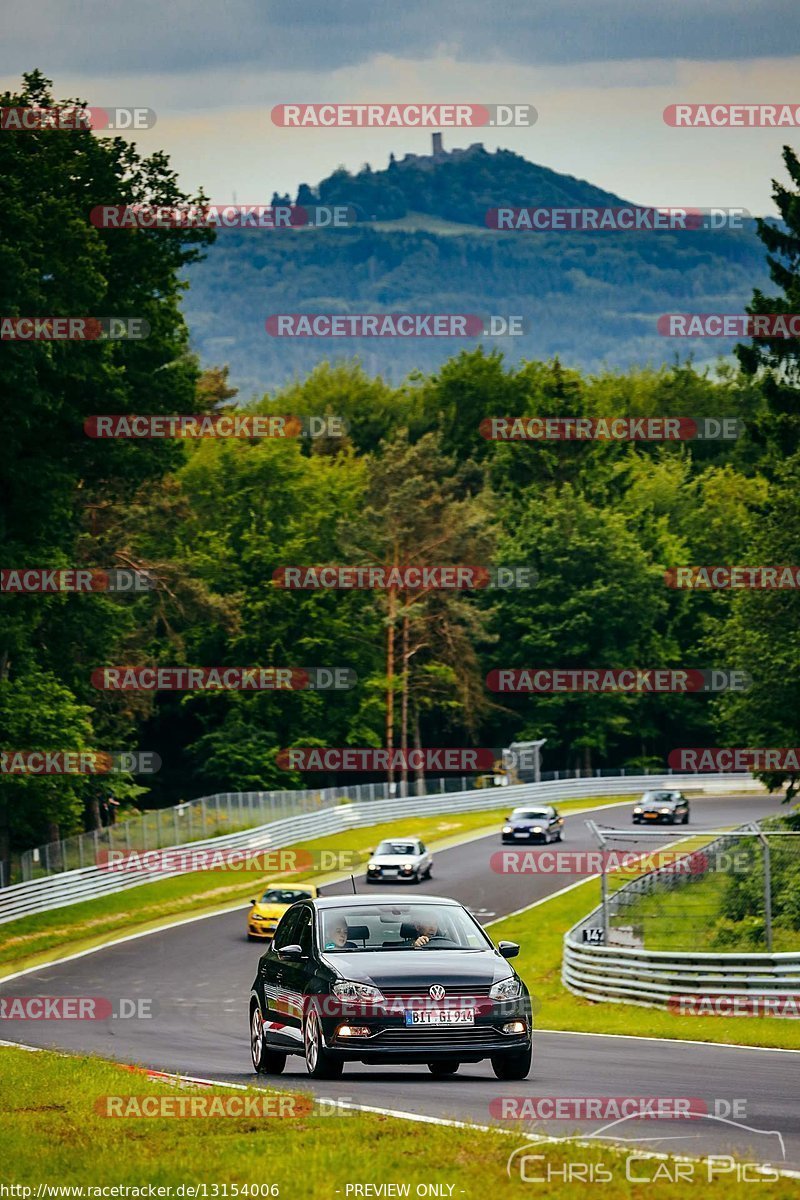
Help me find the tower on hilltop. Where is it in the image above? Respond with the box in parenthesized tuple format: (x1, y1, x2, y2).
(432, 131, 443, 157)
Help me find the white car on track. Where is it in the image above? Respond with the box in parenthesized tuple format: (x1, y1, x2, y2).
(365, 837, 432, 884)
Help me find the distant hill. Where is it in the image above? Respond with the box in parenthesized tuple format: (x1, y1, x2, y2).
(289, 142, 629, 226)
(183, 140, 770, 395)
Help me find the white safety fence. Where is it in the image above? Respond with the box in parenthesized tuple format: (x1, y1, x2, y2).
(0, 773, 759, 925)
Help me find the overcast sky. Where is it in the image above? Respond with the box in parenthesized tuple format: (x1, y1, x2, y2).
(3, 1, 800, 213)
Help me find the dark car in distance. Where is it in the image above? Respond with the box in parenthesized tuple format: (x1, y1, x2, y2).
(249, 895, 532, 1081)
(632, 790, 690, 825)
(501, 805, 564, 844)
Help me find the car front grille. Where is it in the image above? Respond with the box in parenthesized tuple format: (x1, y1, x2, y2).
(373, 1025, 507, 1046)
(380, 985, 492, 998)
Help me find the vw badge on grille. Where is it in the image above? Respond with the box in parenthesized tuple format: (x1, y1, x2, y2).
(429, 984, 446, 1000)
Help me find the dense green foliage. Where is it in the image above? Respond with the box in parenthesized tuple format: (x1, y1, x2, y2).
(1, 74, 798, 865)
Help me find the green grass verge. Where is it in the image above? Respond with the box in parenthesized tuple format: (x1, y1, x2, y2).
(1, 1045, 795, 1196)
(621, 873, 800, 953)
(0, 796, 630, 978)
(488, 872, 800, 1050)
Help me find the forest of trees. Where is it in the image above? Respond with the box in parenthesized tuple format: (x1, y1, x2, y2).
(1, 73, 799, 867)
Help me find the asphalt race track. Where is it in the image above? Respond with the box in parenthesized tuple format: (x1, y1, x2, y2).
(2, 793, 799, 1172)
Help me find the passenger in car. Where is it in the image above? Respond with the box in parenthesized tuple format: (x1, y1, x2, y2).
(324, 917, 358, 950)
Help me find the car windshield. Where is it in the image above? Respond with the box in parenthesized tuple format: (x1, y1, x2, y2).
(260, 889, 312, 904)
(641, 792, 674, 804)
(319, 903, 491, 952)
(374, 841, 418, 856)
(513, 810, 551, 820)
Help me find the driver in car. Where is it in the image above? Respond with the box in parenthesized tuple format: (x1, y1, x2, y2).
(409, 918, 442, 948)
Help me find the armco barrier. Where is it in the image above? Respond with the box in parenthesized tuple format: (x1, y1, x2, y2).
(0, 773, 759, 925)
(563, 939, 800, 1009)
(562, 824, 800, 1010)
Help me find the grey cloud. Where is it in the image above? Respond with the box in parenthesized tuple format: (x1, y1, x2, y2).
(3, 0, 799, 78)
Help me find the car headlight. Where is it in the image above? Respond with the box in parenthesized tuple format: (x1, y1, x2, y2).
(367, 861, 379, 871)
(531, 826, 542, 833)
(490, 977, 522, 1000)
(502, 825, 512, 833)
(660, 808, 672, 814)
(401, 862, 414, 871)
(332, 981, 385, 1003)
(633, 807, 642, 813)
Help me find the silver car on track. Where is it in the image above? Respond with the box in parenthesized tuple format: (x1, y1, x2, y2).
(366, 837, 433, 884)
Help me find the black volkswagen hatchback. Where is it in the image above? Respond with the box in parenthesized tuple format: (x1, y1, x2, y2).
(249, 895, 532, 1081)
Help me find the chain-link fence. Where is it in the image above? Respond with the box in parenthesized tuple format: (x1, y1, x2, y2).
(13, 764, 756, 885)
(584, 816, 800, 953)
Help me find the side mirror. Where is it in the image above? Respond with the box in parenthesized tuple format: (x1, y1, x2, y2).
(498, 940, 520, 960)
(367, 847, 375, 854)
(249, 899, 257, 906)
(278, 944, 304, 961)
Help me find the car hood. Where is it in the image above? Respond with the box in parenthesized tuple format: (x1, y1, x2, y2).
(319, 949, 510, 988)
(639, 802, 674, 810)
(369, 854, 420, 866)
(250, 904, 287, 918)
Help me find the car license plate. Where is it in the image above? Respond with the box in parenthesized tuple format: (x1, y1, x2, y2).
(383, 867, 398, 875)
(644, 813, 658, 818)
(404, 1008, 475, 1026)
(514, 832, 529, 838)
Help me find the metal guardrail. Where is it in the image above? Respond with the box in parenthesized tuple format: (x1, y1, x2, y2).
(0, 773, 757, 925)
(563, 824, 800, 1009)
(18, 763, 746, 882)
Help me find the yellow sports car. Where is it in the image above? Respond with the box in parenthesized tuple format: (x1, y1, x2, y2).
(246, 884, 320, 941)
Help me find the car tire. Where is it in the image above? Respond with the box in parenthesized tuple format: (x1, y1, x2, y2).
(428, 1061, 459, 1077)
(250, 1005, 286, 1075)
(304, 1004, 344, 1080)
(491, 1044, 532, 1081)
(556, 829, 564, 842)
(683, 813, 689, 824)
(425, 864, 433, 879)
